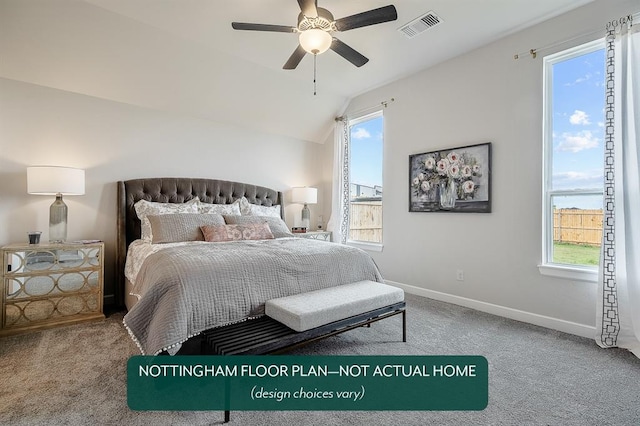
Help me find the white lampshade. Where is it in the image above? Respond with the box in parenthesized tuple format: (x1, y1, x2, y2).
(292, 187, 318, 204)
(299, 29, 332, 54)
(27, 166, 85, 195)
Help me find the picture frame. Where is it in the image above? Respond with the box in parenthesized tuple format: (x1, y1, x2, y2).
(409, 142, 492, 213)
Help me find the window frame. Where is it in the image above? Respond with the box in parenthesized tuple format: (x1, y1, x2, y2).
(539, 38, 605, 282)
(346, 109, 384, 251)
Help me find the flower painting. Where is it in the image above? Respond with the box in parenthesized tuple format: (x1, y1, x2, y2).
(409, 142, 491, 213)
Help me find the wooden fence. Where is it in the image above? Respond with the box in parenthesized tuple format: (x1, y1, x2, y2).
(553, 208, 603, 246)
(347, 204, 603, 246)
(349, 200, 382, 243)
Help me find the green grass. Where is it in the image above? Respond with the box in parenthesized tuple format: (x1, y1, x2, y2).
(553, 242, 600, 266)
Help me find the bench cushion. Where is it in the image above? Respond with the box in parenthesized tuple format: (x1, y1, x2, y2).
(265, 280, 404, 332)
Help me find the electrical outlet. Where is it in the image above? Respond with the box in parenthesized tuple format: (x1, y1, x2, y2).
(456, 270, 464, 281)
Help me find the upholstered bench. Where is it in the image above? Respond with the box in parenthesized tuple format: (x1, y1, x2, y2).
(201, 280, 406, 356)
(266, 280, 405, 331)
(200, 280, 406, 423)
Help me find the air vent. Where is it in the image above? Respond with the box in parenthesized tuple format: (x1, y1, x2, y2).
(398, 11, 442, 39)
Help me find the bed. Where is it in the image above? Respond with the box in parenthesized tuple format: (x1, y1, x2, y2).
(116, 177, 384, 355)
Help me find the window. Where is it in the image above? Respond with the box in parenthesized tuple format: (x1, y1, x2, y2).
(347, 111, 383, 247)
(541, 40, 605, 280)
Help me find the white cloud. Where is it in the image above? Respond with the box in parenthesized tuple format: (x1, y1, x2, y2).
(564, 73, 592, 86)
(351, 127, 371, 139)
(555, 171, 594, 180)
(569, 110, 591, 125)
(553, 170, 603, 190)
(556, 130, 599, 153)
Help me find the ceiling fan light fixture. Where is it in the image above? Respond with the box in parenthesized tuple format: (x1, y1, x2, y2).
(232, 3, 398, 69)
(299, 28, 332, 54)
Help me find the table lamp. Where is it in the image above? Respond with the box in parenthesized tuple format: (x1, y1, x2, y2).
(27, 166, 85, 243)
(291, 187, 317, 230)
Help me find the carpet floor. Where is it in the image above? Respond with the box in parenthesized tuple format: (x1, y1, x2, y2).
(1, 293, 639, 425)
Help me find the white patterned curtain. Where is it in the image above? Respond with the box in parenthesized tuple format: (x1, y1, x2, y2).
(596, 14, 640, 357)
(326, 117, 350, 244)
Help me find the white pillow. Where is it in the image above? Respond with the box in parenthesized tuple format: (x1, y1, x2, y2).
(239, 197, 281, 218)
(197, 199, 242, 216)
(134, 198, 199, 242)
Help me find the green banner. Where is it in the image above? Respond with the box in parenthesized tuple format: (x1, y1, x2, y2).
(128, 355, 488, 411)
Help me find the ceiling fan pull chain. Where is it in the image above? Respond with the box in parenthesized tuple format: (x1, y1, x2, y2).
(313, 53, 318, 96)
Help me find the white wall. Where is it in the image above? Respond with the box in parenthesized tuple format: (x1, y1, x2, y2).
(322, 0, 637, 335)
(0, 78, 323, 304)
(0, 0, 331, 306)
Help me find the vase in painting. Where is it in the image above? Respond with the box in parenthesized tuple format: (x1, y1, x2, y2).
(439, 179, 456, 209)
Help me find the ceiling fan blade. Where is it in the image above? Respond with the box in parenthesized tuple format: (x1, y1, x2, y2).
(334, 5, 398, 32)
(330, 38, 369, 67)
(297, 0, 318, 17)
(283, 45, 307, 69)
(231, 22, 297, 33)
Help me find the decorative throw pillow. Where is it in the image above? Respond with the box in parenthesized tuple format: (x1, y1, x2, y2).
(239, 197, 281, 218)
(223, 215, 293, 238)
(197, 199, 242, 215)
(134, 198, 199, 242)
(201, 223, 275, 242)
(147, 213, 225, 244)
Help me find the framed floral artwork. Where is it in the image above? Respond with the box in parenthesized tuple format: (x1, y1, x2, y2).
(409, 142, 491, 213)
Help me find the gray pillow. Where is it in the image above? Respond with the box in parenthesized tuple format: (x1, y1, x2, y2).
(147, 213, 225, 243)
(223, 215, 293, 238)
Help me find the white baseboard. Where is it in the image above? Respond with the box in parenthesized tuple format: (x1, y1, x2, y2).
(385, 280, 595, 339)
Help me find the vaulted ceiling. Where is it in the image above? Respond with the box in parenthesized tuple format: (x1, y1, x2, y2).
(0, 0, 593, 143)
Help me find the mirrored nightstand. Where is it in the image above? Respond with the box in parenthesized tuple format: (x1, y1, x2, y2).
(292, 231, 332, 241)
(1, 241, 105, 336)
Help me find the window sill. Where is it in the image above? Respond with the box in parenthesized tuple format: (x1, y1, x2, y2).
(347, 240, 383, 252)
(538, 264, 598, 282)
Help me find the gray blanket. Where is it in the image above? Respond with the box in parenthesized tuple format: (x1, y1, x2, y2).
(123, 238, 383, 355)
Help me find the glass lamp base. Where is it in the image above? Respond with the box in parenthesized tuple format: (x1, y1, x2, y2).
(301, 203, 310, 229)
(49, 194, 68, 243)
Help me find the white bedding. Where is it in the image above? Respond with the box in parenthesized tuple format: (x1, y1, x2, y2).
(124, 239, 209, 295)
(124, 237, 307, 303)
(123, 238, 383, 355)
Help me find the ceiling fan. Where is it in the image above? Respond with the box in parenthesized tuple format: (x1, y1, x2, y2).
(231, 0, 398, 70)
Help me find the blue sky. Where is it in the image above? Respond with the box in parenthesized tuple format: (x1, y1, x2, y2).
(551, 48, 605, 194)
(350, 115, 383, 188)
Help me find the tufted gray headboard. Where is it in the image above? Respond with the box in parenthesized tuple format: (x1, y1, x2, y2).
(116, 177, 284, 309)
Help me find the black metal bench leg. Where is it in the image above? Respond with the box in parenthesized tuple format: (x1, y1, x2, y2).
(402, 310, 407, 342)
(224, 410, 230, 423)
